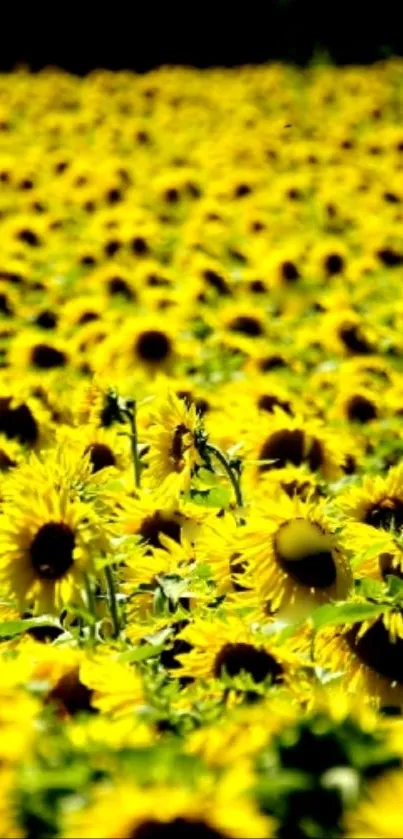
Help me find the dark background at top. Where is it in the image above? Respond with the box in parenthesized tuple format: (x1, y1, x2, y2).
(1, 3, 403, 73)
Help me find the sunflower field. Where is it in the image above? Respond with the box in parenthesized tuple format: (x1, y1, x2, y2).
(3, 60, 403, 838)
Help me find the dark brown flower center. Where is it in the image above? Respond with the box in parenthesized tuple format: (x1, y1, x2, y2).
(274, 519, 337, 589)
(258, 429, 323, 472)
(325, 253, 344, 275)
(364, 499, 403, 532)
(258, 394, 292, 415)
(30, 344, 67, 369)
(228, 315, 263, 337)
(170, 424, 190, 470)
(0, 449, 17, 470)
(29, 522, 75, 580)
(0, 398, 38, 445)
(346, 618, 403, 684)
(139, 513, 181, 548)
(47, 668, 96, 717)
(131, 819, 226, 839)
(338, 324, 373, 355)
(346, 395, 377, 423)
(85, 442, 116, 473)
(135, 330, 172, 363)
(213, 642, 283, 684)
(379, 552, 403, 580)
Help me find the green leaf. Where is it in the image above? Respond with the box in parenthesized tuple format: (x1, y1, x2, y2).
(356, 578, 385, 601)
(385, 574, 403, 600)
(352, 538, 393, 567)
(119, 642, 166, 663)
(0, 615, 61, 639)
(311, 601, 387, 630)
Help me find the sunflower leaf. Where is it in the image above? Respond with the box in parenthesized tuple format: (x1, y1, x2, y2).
(119, 642, 166, 663)
(311, 601, 387, 629)
(0, 615, 61, 640)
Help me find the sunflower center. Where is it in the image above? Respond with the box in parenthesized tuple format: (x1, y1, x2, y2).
(29, 522, 75, 580)
(364, 499, 403, 532)
(47, 668, 96, 717)
(346, 395, 377, 423)
(258, 428, 323, 472)
(170, 423, 190, 471)
(338, 324, 372, 355)
(228, 315, 263, 337)
(258, 394, 292, 415)
(346, 618, 403, 684)
(30, 344, 67, 369)
(379, 552, 403, 580)
(274, 518, 336, 588)
(213, 642, 283, 684)
(85, 442, 116, 473)
(135, 330, 171, 363)
(139, 512, 181, 548)
(131, 819, 226, 839)
(0, 448, 17, 470)
(0, 398, 38, 445)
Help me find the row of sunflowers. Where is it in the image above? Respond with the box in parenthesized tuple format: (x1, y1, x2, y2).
(1, 60, 403, 837)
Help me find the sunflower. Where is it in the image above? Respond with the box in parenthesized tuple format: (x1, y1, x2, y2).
(236, 494, 352, 619)
(338, 465, 403, 578)
(56, 424, 130, 477)
(65, 775, 272, 839)
(243, 407, 345, 483)
(116, 484, 209, 553)
(142, 390, 203, 495)
(313, 606, 403, 709)
(0, 468, 109, 613)
(0, 384, 54, 448)
(122, 532, 208, 626)
(95, 314, 182, 377)
(8, 329, 71, 372)
(345, 769, 403, 837)
(174, 612, 309, 692)
(78, 653, 145, 718)
(185, 693, 300, 768)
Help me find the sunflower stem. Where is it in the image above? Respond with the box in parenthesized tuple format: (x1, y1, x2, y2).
(83, 573, 96, 644)
(105, 565, 120, 638)
(124, 402, 141, 489)
(205, 443, 244, 509)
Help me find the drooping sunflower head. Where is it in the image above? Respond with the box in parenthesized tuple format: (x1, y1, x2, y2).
(142, 390, 203, 495)
(237, 494, 352, 618)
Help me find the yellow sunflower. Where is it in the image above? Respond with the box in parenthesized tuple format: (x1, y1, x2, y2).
(142, 390, 203, 495)
(338, 465, 403, 579)
(313, 606, 403, 709)
(237, 494, 352, 619)
(175, 612, 309, 691)
(0, 470, 109, 613)
(64, 775, 272, 839)
(243, 407, 345, 484)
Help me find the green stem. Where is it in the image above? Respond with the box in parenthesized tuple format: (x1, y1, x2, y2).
(83, 573, 96, 644)
(105, 565, 120, 639)
(205, 443, 244, 508)
(125, 404, 141, 489)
